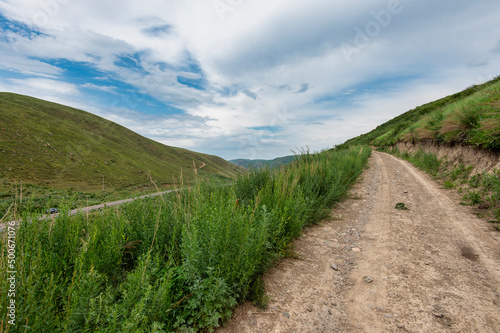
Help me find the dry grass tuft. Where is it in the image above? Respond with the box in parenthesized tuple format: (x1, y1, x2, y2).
(438, 116, 466, 135)
(401, 132, 416, 143)
(414, 128, 435, 140)
(479, 118, 500, 133)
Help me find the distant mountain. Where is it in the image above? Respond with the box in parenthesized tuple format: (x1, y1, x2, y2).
(0, 93, 244, 191)
(230, 155, 296, 169)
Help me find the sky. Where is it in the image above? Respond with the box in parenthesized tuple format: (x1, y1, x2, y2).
(0, 0, 499, 160)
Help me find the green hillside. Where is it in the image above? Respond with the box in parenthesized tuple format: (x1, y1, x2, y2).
(342, 75, 500, 149)
(0, 92, 243, 193)
(230, 155, 296, 169)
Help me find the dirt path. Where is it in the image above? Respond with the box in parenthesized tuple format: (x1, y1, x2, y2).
(217, 151, 500, 332)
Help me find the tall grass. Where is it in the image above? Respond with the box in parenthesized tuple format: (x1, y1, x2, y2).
(0, 146, 371, 332)
(377, 147, 441, 176)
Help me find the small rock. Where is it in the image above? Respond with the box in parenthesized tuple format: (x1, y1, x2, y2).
(283, 312, 290, 319)
(352, 248, 361, 252)
(432, 312, 444, 318)
(363, 276, 374, 283)
(307, 306, 313, 312)
(403, 189, 408, 193)
(381, 313, 393, 318)
(330, 263, 340, 271)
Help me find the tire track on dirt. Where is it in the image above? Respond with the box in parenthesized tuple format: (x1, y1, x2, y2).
(346, 152, 500, 332)
(218, 151, 500, 332)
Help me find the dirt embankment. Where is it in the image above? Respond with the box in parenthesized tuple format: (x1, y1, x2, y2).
(217, 151, 500, 332)
(396, 142, 500, 175)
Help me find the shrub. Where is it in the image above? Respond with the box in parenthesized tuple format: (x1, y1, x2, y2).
(0, 146, 372, 332)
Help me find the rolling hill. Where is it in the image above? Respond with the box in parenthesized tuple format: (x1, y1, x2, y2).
(0, 92, 244, 192)
(342, 75, 500, 149)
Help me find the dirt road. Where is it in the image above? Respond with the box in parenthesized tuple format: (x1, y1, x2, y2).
(218, 151, 500, 332)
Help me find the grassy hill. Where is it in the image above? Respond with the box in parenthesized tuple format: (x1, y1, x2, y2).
(342, 75, 500, 149)
(0, 92, 244, 213)
(230, 155, 296, 169)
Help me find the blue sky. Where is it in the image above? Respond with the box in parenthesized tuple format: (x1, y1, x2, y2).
(1, 0, 500, 160)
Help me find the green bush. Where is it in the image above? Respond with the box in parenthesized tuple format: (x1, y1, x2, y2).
(0, 146, 371, 332)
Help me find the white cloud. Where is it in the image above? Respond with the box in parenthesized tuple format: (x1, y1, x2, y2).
(81, 82, 116, 93)
(1, 0, 500, 159)
(0, 78, 80, 104)
(0, 42, 62, 77)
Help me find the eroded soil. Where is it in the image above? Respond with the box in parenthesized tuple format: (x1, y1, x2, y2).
(217, 151, 500, 332)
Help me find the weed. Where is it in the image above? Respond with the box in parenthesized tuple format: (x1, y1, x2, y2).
(395, 202, 409, 210)
(469, 175, 481, 188)
(463, 190, 482, 205)
(248, 276, 270, 309)
(494, 209, 500, 222)
(397, 150, 441, 176)
(0, 145, 371, 332)
(443, 180, 455, 189)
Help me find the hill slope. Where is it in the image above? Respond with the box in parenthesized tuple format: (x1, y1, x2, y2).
(342, 76, 500, 149)
(0, 93, 243, 191)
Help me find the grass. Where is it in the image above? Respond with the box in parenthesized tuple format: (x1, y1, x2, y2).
(0, 92, 245, 218)
(378, 147, 500, 226)
(0, 92, 243, 191)
(0, 174, 231, 218)
(377, 147, 441, 176)
(341, 75, 500, 149)
(0, 145, 371, 332)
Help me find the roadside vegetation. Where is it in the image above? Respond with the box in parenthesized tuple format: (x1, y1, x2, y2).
(377, 147, 500, 229)
(0, 174, 230, 218)
(0, 146, 370, 332)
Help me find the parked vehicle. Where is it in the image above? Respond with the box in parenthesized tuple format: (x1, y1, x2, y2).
(46, 208, 59, 214)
